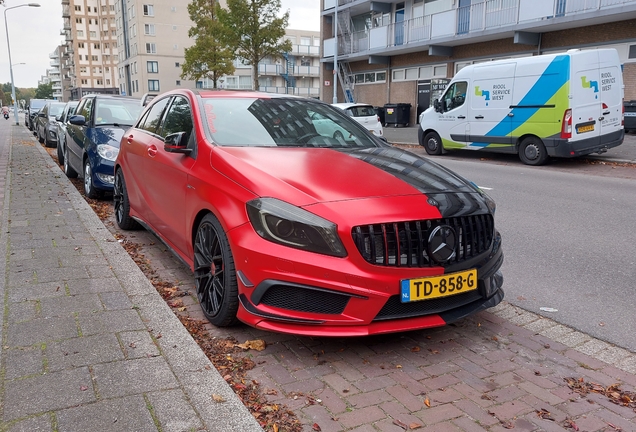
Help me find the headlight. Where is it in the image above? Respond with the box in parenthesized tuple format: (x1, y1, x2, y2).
(96, 144, 120, 161)
(246, 198, 347, 258)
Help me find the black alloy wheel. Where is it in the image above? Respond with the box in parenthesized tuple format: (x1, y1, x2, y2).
(113, 170, 140, 230)
(194, 214, 239, 327)
(423, 131, 443, 155)
(518, 136, 549, 166)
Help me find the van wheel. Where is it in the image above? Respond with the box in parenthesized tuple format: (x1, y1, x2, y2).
(518, 137, 548, 166)
(423, 132, 443, 155)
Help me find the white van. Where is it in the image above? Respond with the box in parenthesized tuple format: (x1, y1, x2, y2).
(418, 49, 624, 165)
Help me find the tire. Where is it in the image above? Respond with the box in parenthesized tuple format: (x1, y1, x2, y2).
(38, 129, 44, 144)
(518, 136, 549, 166)
(194, 214, 239, 327)
(422, 131, 443, 155)
(63, 146, 77, 178)
(57, 139, 64, 165)
(83, 158, 101, 199)
(113, 170, 140, 230)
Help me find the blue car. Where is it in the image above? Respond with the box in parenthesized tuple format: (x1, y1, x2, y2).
(64, 95, 143, 198)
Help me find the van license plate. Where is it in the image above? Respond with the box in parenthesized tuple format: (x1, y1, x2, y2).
(400, 269, 477, 303)
(577, 124, 594, 133)
(625, 112, 636, 117)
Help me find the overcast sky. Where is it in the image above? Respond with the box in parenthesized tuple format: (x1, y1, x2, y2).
(0, 0, 320, 89)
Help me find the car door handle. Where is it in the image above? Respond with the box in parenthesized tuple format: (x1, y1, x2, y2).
(127, 134, 134, 144)
(148, 144, 158, 157)
(602, 111, 610, 115)
(457, 115, 466, 119)
(475, 115, 484, 119)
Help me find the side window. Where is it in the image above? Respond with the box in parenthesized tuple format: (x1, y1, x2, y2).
(80, 98, 93, 123)
(160, 96, 193, 141)
(138, 97, 170, 134)
(442, 81, 467, 112)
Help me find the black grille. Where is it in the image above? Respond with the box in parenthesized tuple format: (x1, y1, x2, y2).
(352, 215, 494, 268)
(374, 291, 483, 321)
(259, 285, 350, 315)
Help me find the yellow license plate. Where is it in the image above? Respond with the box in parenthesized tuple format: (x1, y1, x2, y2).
(577, 124, 594, 133)
(400, 269, 477, 303)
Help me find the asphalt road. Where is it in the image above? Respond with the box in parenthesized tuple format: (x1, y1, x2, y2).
(396, 145, 636, 353)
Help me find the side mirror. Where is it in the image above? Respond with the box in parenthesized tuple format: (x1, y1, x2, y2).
(164, 132, 192, 154)
(433, 99, 440, 112)
(69, 114, 86, 126)
(55, 115, 62, 122)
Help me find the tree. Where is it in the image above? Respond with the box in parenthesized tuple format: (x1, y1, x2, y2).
(34, 83, 53, 99)
(181, 0, 235, 89)
(217, 0, 292, 90)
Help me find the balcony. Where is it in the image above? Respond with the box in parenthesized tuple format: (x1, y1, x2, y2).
(258, 64, 320, 77)
(62, 5, 70, 17)
(323, 0, 636, 60)
(50, 59, 60, 67)
(290, 44, 320, 57)
(52, 84, 62, 90)
(259, 86, 319, 97)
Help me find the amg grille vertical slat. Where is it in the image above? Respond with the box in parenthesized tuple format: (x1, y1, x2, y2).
(352, 215, 494, 269)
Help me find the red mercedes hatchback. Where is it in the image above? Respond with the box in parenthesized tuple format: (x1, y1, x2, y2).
(114, 89, 504, 336)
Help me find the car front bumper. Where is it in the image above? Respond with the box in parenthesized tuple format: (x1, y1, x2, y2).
(231, 224, 504, 336)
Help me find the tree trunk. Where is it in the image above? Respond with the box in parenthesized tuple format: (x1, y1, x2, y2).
(252, 64, 259, 91)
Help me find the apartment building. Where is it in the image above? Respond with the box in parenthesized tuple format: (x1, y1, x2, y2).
(207, 29, 321, 98)
(61, 0, 120, 100)
(321, 0, 636, 124)
(114, 1, 198, 97)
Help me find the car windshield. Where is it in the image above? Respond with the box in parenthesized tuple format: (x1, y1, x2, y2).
(95, 99, 143, 126)
(30, 100, 46, 110)
(50, 103, 66, 117)
(200, 97, 379, 148)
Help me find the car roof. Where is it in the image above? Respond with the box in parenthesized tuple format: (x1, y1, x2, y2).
(332, 103, 374, 109)
(80, 94, 141, 101)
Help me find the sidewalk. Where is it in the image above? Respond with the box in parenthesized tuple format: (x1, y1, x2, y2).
(0, 122, 262, 431)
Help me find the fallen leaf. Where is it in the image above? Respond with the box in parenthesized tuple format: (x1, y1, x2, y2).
(409, 423, 423, 430)
(167, 299, 184, 308)
(312, 423, 321, 431)
(429, 349, 440, 354)
(236, 339, 267, 351)
(411, 346, 421, 352)
(392, 419, 408, 430)
(424, 397, 430, 407)
(342, 389, 350, 393)
(177, 306, 187, 312)
(212, 394, 226, 403)
(80, 385, 88, 391)
(563, 418, 579, 430)
(536, 408, 554, 421)
(273, 425, 278, 432)
(396, 364, 402, 368)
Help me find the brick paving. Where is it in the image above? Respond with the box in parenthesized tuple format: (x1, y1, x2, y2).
(4, 118, 636, 431)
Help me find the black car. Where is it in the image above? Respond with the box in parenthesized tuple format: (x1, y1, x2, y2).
(26, 99, 49, 132)
(35, 101, 67, 147)
(64, 94, 142, 198)
(55, 101, 79, 164)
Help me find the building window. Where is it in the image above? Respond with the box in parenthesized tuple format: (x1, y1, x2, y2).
(81, 79, 88, 85)
(80, 66, 87, 73)
(144, 24, 155, 35)
(143, 5, 154, 16)
(76, 18, 83, 24)
(176, 80, 181, 86)
(148, 80, 160, 91)
(175, 62, 180, 67)
(352, 71, 387, 85)
(300, 37, 311, 46)
(131, 24, 136, 37)
(74, 5, 81, 11)
(146, 43, 156, 54)
(78, 42, 85, 48)
(196, 81, 203, 88)
(77, 30, 84, 37)
(106, 79, 110, 85)
(300, 58, 310, 67)
(94, 43, 100, 49)
(92, 55, 98, 61)
(147, 61, 158, 73)
(96, 79, 103, 85)
(90, 31, 97, 38)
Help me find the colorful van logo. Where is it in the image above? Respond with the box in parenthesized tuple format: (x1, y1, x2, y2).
(475, 86, 490, 101)
(581, 76, 599, 98)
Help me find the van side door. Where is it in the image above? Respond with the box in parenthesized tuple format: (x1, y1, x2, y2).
(597, 50, 622, 139)
(470, 63, 515, 151)
(437, 80, 469, 149)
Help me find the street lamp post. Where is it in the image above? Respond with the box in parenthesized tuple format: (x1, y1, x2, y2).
(4, 3, 41, 125)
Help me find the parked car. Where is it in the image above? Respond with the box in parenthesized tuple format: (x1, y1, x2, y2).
(63, 94, 143, 198)
(55, 100, 79, 164)
(26, 99, 48, 132)
(114, 89, 504, 336)
(332, 103, 384, 138)
(35, 101, 67, 147)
